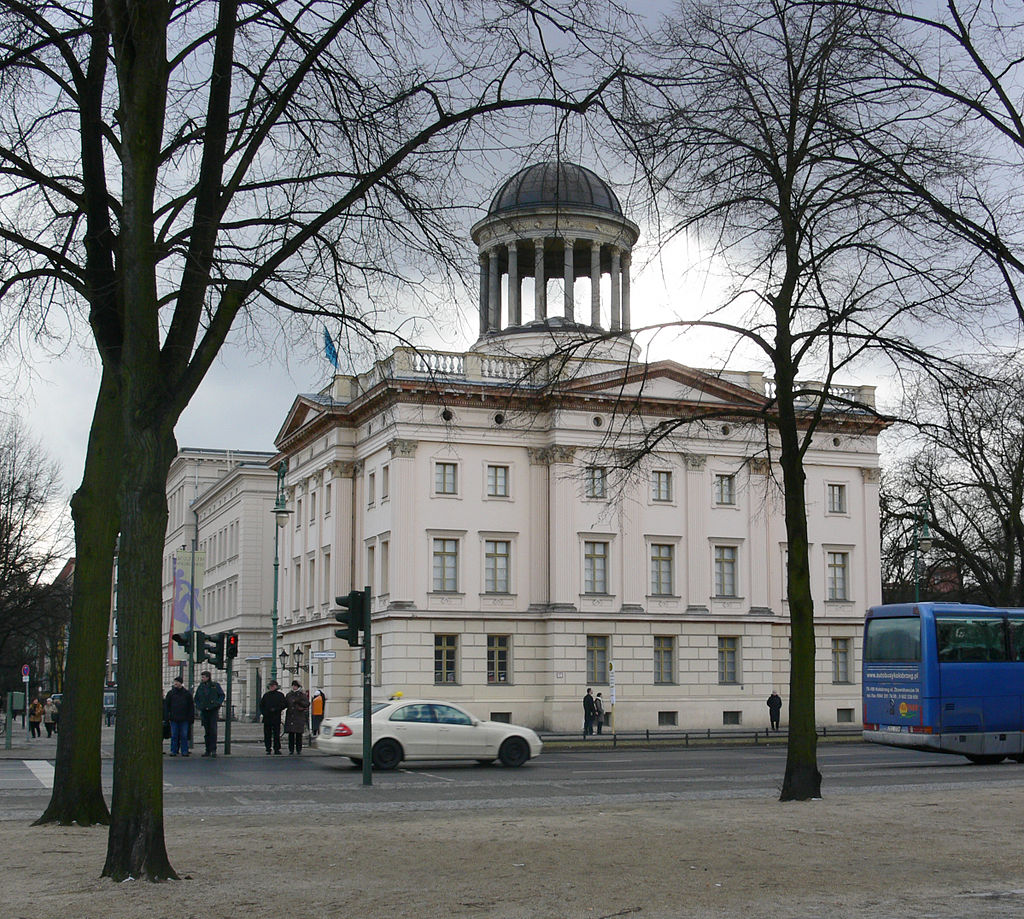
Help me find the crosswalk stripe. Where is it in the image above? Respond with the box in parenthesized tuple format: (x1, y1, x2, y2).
(25, 760, 54, 789)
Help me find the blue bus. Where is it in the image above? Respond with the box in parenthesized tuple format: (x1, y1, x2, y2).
(863, 602, 1024, 764)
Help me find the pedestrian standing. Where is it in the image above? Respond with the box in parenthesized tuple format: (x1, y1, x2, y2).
(594, 692, 605, 735)
(164, 677, 195, 756)
(194, 670, 225, 758)
(260, 680, 287, 755)
(284, 680, 310, 754)
(767, 691, 783, 732)
(28, 697, 43, 738)
(310, 689, 327, 739)
(43, 698, 57, 737)
(582, 688, 596, 737)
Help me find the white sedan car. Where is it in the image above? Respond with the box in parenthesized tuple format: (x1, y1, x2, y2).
(317, 699, 542, 769)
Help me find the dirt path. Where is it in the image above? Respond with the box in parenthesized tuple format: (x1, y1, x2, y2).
(5, 787, 1023, 918)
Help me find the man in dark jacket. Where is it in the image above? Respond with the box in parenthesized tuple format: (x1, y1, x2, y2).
(194, 670, 225, 757)
(164, 677, 194, 757)
(767, 691, 783, 732)
(259, 680, 288, 755)
(583, 687, 596, 737)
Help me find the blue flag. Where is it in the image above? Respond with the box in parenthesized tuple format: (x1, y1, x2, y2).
(323, 325, 339, 369)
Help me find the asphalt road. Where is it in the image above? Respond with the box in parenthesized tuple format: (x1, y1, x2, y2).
(3, 742, 1024, 822)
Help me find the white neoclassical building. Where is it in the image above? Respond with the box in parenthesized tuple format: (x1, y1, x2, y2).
(270, 162, 884, 732)
(161, 448, 278, 717)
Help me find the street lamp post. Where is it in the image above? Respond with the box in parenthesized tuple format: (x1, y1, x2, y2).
(271, 460, 292, 683)
(913, 497, 933, 603)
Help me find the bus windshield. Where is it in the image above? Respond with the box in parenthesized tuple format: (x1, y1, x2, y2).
(864, 616, 921, 662)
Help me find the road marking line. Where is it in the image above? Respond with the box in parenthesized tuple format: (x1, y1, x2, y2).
(25, 760, 54, 789)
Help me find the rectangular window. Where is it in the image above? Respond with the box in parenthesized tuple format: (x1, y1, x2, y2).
(584, 541, 609, 594)
(323, 552, 331, 600)
(827, 551, 849, 601)
(380, 540, 389, 595)
(296, 498, 302, 527)
(654, 636, 675, 684)
(714, 545, 738, 597)
(310, 492, 317, 521)
(650, 543, 674, 596)
(827, 483, 847, 514)
(292, 562, 301, 611)
(381, 465, 389, 500)
(486, 464, 510, 497)
(432, 538, 458, 592)
(714, 473, 736, 505)
(307, 558, 316, 608)
(587, 635, 609, 684)
(434, 462, 458, 495)
(936, 615, 1009, 663)
(718, 636, 739, 683)
(487, 634, 510, 684)
(367, 472, 375, 506)
(484, 539, 511, 593)
(325, 482, 332, 515)
(652, 470, 672, 502)
(832, 637, 851, 683)
(434, 634, 458, 684)
(366, 545, 375, 596)
(584, 466, 607, 499)
(658, 711, 678, 726)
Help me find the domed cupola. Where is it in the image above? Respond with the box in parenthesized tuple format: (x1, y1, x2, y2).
(488, 162, 623, 216)
(470, 161, 639, 350)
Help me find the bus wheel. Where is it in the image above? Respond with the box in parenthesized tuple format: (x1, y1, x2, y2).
(965, 754, 1005, 765)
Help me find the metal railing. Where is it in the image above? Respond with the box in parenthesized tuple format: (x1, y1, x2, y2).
(538, 725, 861, 747)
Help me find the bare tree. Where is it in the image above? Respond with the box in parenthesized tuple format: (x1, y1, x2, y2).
(0, 0, 627, 880)
(605, 0, 974, 799)
(0, 417, 70, 687)
(881, 359, 1024, 606)
(840, 0, 1024, 325)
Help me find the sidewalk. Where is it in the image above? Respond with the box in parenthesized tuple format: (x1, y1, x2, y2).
(1, 719, 856, 760)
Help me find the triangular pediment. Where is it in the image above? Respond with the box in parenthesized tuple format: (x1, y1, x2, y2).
(274, 394, 334, 445)
(560, 360, 767, 409)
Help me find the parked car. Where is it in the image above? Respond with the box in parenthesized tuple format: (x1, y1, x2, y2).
(317, 698, 542, 769)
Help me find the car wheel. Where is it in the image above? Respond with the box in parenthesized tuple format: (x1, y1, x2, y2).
(498, 736, 530, 767)
(965, 754, 1005, 765)
(371, 738, 402, 770)
(349, 757, 362, 768)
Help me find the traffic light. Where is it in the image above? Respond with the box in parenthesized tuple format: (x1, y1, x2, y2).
(172, 630, 195, 656)
(193, 630, 209, 662)
(201, 631, 227, 669)
(334, 589, 367, 647)
(225, 632, 238, 660)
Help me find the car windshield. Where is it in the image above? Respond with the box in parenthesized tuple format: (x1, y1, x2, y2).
(347, 702, 390, 718)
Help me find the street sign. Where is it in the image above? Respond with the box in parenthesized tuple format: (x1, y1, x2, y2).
(609, 661, 616, 706)
(310, 651, 336, 660)
(21, 664, 29, 679)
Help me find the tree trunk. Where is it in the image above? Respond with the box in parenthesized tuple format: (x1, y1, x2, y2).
(101, 419, 177, 881)
(776, 376, 822, 801)
(35, 369, 122, 827)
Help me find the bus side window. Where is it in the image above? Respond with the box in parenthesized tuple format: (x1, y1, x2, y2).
(937, 617, 1008, 663)
(1010, 621, 1024, 661)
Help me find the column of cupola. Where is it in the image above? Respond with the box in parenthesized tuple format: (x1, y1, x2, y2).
(476, 237, 633, 335)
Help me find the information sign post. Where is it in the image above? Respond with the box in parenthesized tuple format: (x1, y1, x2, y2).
(22, 664, 30, 743)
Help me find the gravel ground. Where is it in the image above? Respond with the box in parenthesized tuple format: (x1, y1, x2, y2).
(4, 785, 1024, 918)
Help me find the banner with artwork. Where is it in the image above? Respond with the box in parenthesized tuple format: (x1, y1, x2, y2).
(168, 550, 205, 665)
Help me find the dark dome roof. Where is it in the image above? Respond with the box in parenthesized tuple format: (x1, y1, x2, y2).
(488, 162, 622, 216)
